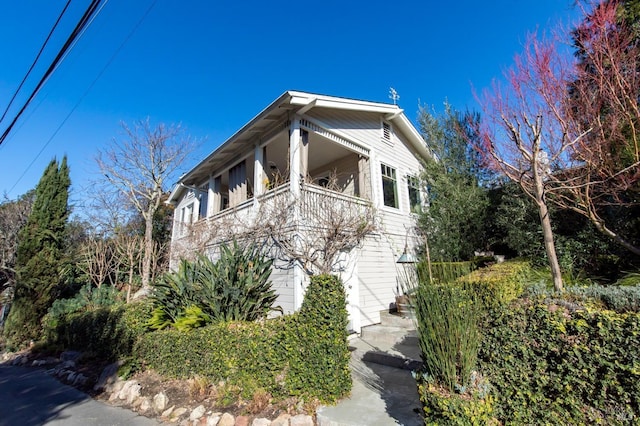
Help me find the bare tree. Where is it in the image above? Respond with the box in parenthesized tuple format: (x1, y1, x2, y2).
(78, 236, 118, 288)
(96, 119, 196, 296)
(112, 232, 144, 302)
(475, 1, 640, 291)
(475, 33, 582, 292)
(561, 0, 640, 255)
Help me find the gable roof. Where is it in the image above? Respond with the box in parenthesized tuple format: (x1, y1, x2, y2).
(168, 91, 428, 203)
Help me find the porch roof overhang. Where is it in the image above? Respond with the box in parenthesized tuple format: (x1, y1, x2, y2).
(168, 91, 430, 205)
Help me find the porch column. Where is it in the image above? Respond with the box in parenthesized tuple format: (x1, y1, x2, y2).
(208, 175, 221, 215)
(289, 116, 304, 310)
(289, 116, 302, 198)
(254, 144, 266, 201)
(300, 130, 309, 182)
(357, 155, 371, 199)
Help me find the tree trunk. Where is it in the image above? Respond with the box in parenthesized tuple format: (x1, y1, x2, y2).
(142, 209, 153, 291)
(534, 175, 563, 292)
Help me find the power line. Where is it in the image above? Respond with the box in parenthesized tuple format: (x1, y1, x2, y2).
(0, 0, 105, 147)
(7, 0, 159, 196)
(0, 0, 73, 124)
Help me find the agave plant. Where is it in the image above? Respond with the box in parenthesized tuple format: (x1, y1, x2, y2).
(148, 241, 280, 331)
(147, 258, 203, 330)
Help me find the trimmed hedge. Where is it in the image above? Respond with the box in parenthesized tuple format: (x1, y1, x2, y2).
(456, 259, 531, 308)
(46, 301, 153, 361)
(479, 300, 640, 425)
(136, 274, 351, 403)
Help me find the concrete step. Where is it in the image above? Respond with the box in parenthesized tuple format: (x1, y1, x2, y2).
(379, 310, 416, 329)
(360, 324, 418, 346)
(351, 327, 422, 372)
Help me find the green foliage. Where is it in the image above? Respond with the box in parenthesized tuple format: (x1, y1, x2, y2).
(286, 274, 351, 401)
(457, 260, 532, 309)
(417, 372, 496, 426)
(4, 157, 71, 349)
(480, 300, 640, 424)
(414, 280, 481, 392)
(149, 242, 278, 331)
(137, 274, 351, 404)
(529, 282, 640, 313)
(46, 301, 153, 362)
(43, 284, 122, 336)
(417, 104, 491, 261)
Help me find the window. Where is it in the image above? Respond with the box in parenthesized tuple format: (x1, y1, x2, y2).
(381, 164, 398, 208)
(181, 203, 193, 224)
(382, 122, 392, 142)
(407, 176, 422, 213)
(198, 184, 209, 219)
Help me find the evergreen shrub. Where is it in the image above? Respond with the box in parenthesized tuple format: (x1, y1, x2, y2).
(47, 301, 152, 361)
(456, 259, 531, 308)
(479, 300, 640, 424)
(136, 274, 351, 403)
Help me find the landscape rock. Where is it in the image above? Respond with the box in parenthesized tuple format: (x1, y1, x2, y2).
(289, 414, 314, 426)
(217, 412, 235, 426)
(162, 405, 175, 418)
(153, 391, 169, 412)
(118, 380, 134, 400)
(170, 407, 188, 421)
(190, 405, 206, 421)
(252, 418, 272, 426)
(73, 373, 88, 386)
(206, 414, 221, 426)
(140, 397, 152, 412)
(270, 414, 291, 426)
(126, 383, 142, 404)
(94, 361, 122, 391)
(235, 415, 250, 426)
(108, 380, 125, 400)
(60, 350, 81, 362)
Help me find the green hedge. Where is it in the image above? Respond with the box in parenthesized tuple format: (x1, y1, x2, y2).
(457, 260, 531, 308)
(136, 274, 351, 403)
(479, 300, 640, 424)
(46, 301, 152, 361)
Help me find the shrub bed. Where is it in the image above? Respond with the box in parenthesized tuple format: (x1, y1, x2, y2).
(136, 274, 351, 403)
(456, 259, 531, 308)
(46, 301, 152, 361)
(479, 300, 640, 425)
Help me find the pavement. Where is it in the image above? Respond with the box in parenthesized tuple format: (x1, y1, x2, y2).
(316, 312, 425, 426)
(0, 364, 160, 426)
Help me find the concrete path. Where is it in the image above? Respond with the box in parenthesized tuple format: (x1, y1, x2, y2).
(316, 314, 424, 426)
(0, 365, 160, 426)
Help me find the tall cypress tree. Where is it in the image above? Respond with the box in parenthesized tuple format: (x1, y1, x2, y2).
(3, 157, 70, 348)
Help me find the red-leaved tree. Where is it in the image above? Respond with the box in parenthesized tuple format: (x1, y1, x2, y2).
(475, 0, 640, 292)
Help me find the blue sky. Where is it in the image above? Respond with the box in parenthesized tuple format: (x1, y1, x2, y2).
(0, 0, 578, 208)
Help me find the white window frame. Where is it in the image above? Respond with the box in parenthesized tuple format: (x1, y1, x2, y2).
(380, 163, 398, 209)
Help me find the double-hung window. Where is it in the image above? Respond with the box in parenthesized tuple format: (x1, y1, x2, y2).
(407, 175, 422, 213)
(381, 164, 398, 208)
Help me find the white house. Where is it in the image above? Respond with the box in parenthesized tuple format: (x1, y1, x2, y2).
(167, 91, 429, 332)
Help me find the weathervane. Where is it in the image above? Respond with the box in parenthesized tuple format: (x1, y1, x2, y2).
(389, 87, 400, 105)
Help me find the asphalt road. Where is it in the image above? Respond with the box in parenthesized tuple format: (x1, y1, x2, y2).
(0, 365, 160, 426)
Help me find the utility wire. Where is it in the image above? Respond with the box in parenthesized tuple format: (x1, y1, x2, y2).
(7, 0, 159, 195)
(0, 0, 104, 147)
(0, 0, 73, 124)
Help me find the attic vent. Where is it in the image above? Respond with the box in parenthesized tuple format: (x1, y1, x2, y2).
(382, 122, 392, 142)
